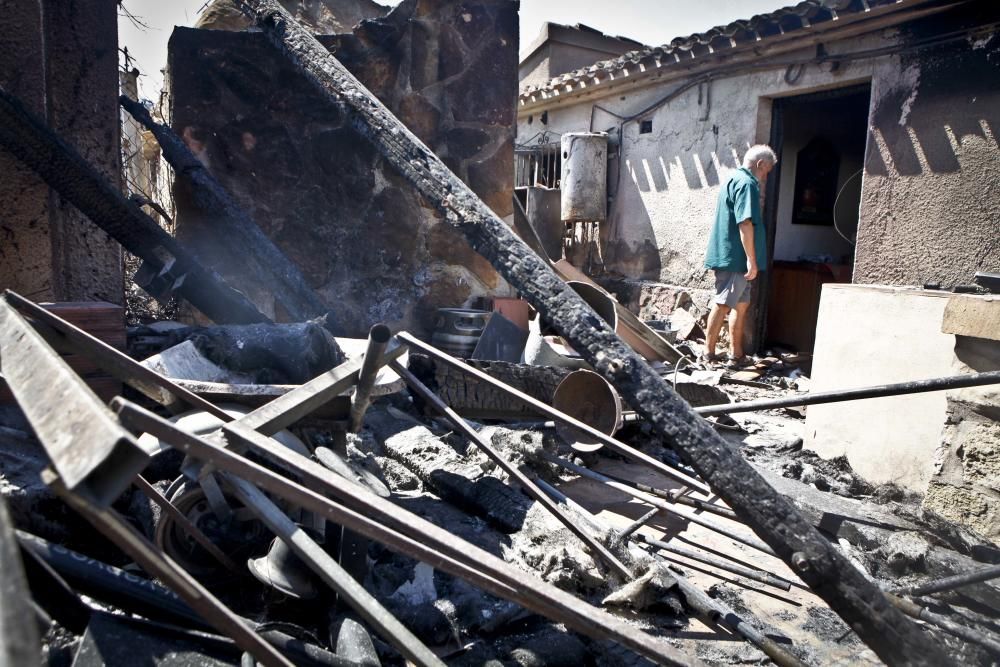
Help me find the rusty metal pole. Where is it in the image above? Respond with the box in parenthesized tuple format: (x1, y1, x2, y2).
(349, 324, 392, 432)
(235, 4, 947, 662)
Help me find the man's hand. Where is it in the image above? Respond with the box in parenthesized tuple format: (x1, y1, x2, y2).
(745, 260, 758, 281)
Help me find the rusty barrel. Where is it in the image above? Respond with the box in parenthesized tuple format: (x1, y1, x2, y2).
(552, 369, 623, 453)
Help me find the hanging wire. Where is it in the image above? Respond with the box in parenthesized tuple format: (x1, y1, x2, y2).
(832, 168, 863, 246)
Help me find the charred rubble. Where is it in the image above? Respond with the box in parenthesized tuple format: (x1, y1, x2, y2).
(0, 1, 999, 666)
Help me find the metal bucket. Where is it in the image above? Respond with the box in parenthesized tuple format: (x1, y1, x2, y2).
(430, 308, 491, 358)
(552, 369, 623, 452)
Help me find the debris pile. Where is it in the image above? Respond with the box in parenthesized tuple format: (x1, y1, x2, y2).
(0, 2, 998, 666)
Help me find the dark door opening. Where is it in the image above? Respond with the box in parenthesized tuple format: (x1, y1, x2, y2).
(762, 84, 871, 353)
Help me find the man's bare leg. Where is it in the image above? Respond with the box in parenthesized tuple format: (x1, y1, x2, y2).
(705, 303, 731, 359)
(729, 301, 751, 360)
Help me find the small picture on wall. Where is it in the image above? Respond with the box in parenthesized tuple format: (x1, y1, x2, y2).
(792, 136, 840, 225)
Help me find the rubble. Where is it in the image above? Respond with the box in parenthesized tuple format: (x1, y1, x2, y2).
(0, 2, 997, 665)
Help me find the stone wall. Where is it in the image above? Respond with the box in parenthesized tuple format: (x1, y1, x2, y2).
(0, 0, 123, 304)
(168, 0, 517, 336)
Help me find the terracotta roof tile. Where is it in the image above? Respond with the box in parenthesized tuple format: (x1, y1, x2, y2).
(519, 0, 910, 101)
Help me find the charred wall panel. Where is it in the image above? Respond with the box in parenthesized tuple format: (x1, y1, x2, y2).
(168, 0, 518, 335)
(855, 7, 1000, 287)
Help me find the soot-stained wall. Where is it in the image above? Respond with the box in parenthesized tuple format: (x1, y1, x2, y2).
(0, 0, 123, 304)
(168, 0, 517, 336)
(854, 10, 1000, 287)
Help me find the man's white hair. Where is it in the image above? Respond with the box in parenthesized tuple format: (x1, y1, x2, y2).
(742, 144, 778, 168)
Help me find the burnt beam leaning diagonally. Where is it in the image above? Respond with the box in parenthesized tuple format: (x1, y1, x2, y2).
(0, 86, 269, 325)
(119, 95, 327, 322)
(236, 2, 948, 662)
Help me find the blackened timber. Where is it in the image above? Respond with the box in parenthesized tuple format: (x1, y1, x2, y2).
(238, 2, 947, 663)
(0, 86, 268, 325)
(120, 96, 326, 322)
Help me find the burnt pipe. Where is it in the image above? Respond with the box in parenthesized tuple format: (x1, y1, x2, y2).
(241, 1, 949, 663)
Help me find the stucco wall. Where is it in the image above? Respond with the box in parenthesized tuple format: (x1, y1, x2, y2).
(518, 42, 882, 290)
(0, 0, 123, 304)
(855, 23, 1000, 286)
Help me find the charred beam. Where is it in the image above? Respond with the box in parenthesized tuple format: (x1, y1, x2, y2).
(237, 2, 947, 662)
(120, 95, 327, 322)
(0, 85, 268, 325)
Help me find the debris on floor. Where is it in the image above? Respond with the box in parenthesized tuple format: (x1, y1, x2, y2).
(0, 3, 998, 666)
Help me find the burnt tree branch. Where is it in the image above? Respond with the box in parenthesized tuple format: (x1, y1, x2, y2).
(0, 85, 269, 325)
(120, 95, 328, 322)
(238, 1, 948, 663)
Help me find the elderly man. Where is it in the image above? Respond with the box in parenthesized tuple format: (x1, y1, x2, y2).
(703, 144, 777, 366)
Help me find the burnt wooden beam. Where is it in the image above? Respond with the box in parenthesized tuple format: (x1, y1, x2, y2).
(238, 2, 947, 663)
(0, 85, 269, 325)
(120, 95, 327, 322)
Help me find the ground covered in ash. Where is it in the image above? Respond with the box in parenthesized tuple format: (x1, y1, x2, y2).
(3, 373, 999, 666)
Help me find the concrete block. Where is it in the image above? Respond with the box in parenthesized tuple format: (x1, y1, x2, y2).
(805, 285, 959, 491)
(942, 294, 1000, 342)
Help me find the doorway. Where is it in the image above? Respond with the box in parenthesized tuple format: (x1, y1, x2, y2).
(761, 84, 871, 353)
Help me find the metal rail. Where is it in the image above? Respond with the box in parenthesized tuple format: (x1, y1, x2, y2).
(543, 453, 775, 556)
(634, 534, 793, 591)
(398, 332, 710, 495)
(220, 473, 444, 667)
(696, 371, 1000, 416)
(592, 467, 738, 520)
(888, 594, 1000, 657)
(891, 562, 1000, 598)
(391, 360, 634, 579)
(115, 398, 701, 666)
(4, 289, 231, 420)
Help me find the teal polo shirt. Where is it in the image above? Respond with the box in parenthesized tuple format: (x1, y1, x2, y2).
(704, 167, 766, 273)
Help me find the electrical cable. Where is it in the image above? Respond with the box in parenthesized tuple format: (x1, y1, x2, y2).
(832, 168, 863, 246)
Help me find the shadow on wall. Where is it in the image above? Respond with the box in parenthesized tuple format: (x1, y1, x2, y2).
(626, 150, 732, 193)
(866, 40, 1000, 178)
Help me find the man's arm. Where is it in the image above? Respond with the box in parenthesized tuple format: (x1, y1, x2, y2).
(738, 220, 757, 280)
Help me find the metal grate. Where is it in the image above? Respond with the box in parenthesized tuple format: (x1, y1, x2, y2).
(515, 132, 562, 189)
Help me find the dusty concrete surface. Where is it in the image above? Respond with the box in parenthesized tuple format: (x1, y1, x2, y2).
(806, 284, 960, 491)
(0, 0, 123, 304)
(169, 0, 518, 334)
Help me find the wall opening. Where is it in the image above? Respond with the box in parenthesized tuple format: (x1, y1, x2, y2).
(763, 83, 871, 353)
